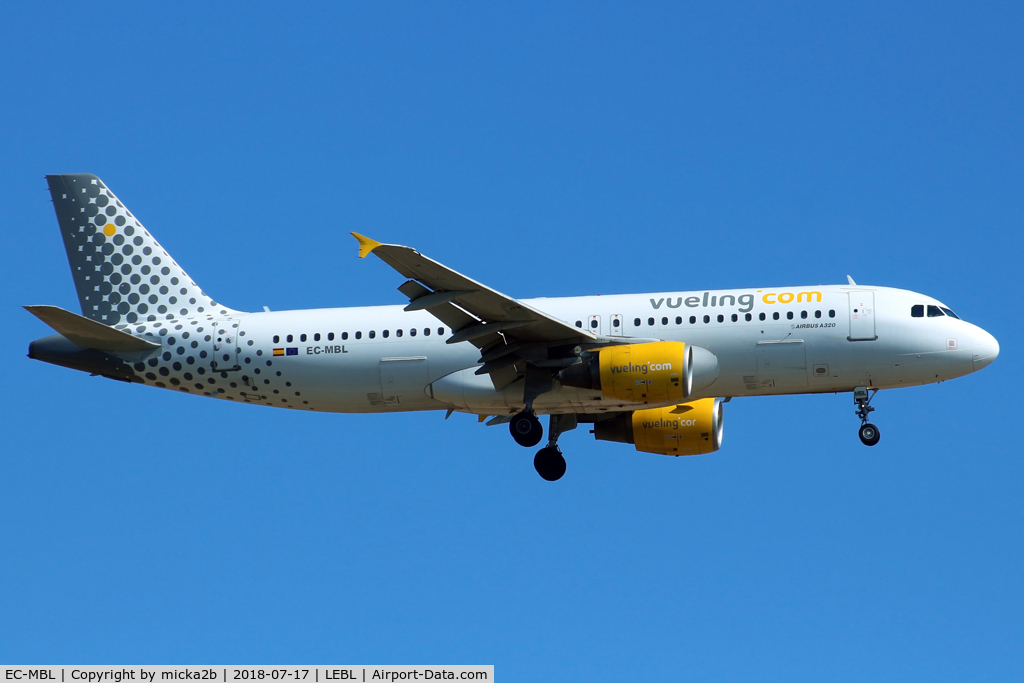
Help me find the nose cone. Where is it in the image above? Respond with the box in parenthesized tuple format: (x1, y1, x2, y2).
(973, 328, 1000, 371)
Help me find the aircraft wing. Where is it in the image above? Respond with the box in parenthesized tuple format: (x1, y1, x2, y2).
(352, 233, 595, 348)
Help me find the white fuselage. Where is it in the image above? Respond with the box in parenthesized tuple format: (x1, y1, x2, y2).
(180, 283, 997, 416)
(37, 175, 999, 429)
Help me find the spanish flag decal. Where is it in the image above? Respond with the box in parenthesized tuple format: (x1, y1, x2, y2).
(273, 348, 285, 356)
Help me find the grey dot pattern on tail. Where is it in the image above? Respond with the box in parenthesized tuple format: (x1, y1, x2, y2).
(46, 174, 314, 411)
(46, 174, 235, 326)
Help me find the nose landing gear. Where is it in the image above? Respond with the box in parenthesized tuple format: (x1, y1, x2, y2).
(858, 423, 880, 446)
(854, 386, 881, 446)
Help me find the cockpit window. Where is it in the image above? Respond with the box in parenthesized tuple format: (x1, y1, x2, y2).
(940, 307, 960, 320)
(911, 305, 924, 318)
(927, 305, 944, 317)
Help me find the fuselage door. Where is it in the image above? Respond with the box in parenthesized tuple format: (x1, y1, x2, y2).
(610, 314, 623, 336)
(587, 315, 602, 335)
(848, 291, 877, 341)
(212, 318, 241, 371)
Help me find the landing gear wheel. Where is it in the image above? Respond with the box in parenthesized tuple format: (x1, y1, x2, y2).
(534, 446, 567, 481)
(859, 423, 881, 446)
(510, 411, 543, 447)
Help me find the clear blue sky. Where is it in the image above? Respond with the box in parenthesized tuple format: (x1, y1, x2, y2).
(2, 2, 1021, 679)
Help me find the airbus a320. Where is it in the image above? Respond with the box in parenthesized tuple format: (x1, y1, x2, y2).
(27, 174, 1000, 480)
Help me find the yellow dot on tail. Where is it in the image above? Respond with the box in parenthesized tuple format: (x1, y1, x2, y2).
(103, 224, 116, 237)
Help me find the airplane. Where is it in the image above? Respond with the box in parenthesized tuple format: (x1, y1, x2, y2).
(27, 174, 1000, 481)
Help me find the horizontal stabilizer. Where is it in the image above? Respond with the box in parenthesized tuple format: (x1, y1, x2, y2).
(24, 305, 160, 352)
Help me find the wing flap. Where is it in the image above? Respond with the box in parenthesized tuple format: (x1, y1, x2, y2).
(396, 280, 478, 335)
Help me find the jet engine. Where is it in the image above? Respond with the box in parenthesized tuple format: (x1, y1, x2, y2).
(558, 341, 718, 404)
(593, 397, 724, 456)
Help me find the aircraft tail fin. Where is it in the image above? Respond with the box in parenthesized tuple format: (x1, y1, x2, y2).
(45, 174, 237, 327)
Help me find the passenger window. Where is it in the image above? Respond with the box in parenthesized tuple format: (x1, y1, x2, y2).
(661, 317, 668, 326)
(828, 310, 835, 318)
(396, 329, 403, 337)
(314, 333, 321, 341)
(675, 316, 681, 325)
(410, 328, 416, 337)
(300, 334, 307, 342)
(773, 312, 780, 321)
(382, 330, 389, 338)
(287, 334, 293, 343)
(911, 305, 924, 318)
(927, 305, 944, 317)
(786, 311, 793, 320)
(689, 316, 696, 324)
(369, 331, 376, 339)
(731, 314, 738, 322)
(273, 335, 280, 343)
(745, 313, 752, 321)
(800, 311, 807, 319)
(424, 328, 430, 336)
(716, 314, 724, 323)
(613, 318, 621, 328)
(591, 319, 599, 329)
(940, 307, 960, 320)
(759, 313, 766, 321)
(703, 315, 710, 323)
(341, 332, 349, 340)
(814, 310, 821, 319)
(575, 320, 583, 328)
(438, 327, 444, 335)
(634, 318, 641, 327)
(648, 317, 655, 326)
(328, 332, 334, 341)
(355, 332, 362, 340)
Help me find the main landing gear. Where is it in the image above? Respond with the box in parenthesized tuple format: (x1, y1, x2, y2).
(534, 446, 566, 482)
(854, 386, 881, 446)
(509, 410, 576, 481)
(509, 411, 543, 447)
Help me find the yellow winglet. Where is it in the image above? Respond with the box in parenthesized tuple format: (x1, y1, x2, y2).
(351, 232, 383, 258)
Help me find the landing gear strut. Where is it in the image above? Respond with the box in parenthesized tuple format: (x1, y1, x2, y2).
(854, 386, 881, 446)
(510, 367, 555, 448)
(533, 414, 577, 481)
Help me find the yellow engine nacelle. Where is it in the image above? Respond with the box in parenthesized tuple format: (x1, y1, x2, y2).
(598, 341, 688, 403)
(558, 341, 718, 404)
(593, 398, 724, 456)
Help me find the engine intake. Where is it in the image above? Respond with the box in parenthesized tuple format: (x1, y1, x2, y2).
(594, 398, 724, 456)
(558, 341, 718, 404)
